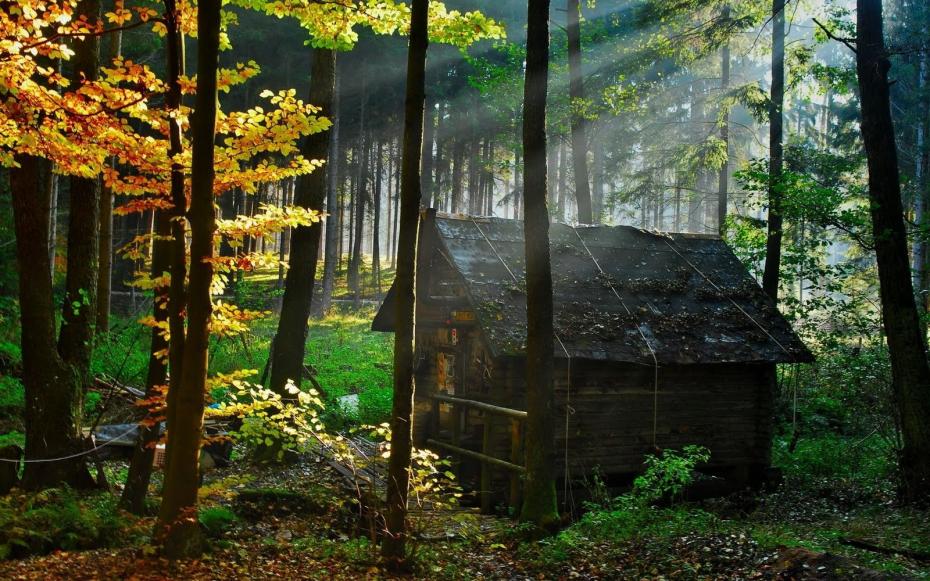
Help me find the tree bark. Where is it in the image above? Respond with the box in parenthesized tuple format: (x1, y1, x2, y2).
(520, 0, 559, 529)
(717, 6, 730, 236)
(348, 89, 367, 301)
(11, 155, 96, 490)
(45, 160, 58, 281)
(96, 27, 122, 333)
(122, 2, 183, 510)
(156, 0, 220, 556)
(381, 0, 427, 567)
(856, 0, 930, 504)
(277, 178, 292, 289)
(557, 137, 567, 222)
(164, 0, 188, 451)
(269, 48, 336, 395)
(761, 0, 785, 300)
(451, 134, 464, 214)
(317, 55, 341, 318)
(16, 0, 103, 490)
(120, 208, 170, 514)
(566, 0, 592, 224)
(422, 95, 435, 208)
(373, 139, 383, 296)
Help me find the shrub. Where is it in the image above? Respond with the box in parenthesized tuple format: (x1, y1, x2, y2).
(0, 376, 23, 418)
(628, 445, 711, 505)
(199, 506, 239, 537)
(0, 489, 146, 559)
(772, 432, 895, 488)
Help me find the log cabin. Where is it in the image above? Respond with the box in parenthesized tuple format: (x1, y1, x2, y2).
(372, 210, 813, 509)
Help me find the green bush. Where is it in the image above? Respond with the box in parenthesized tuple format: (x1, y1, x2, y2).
(90, 319, 153, 388)
(525, 446, 716, 566)
(0, 431, 23, 449)
(772, 433, 895, 486)
(199, 506, 239, 537)
(628, 445, 711, 505)
(0, 376, 24, 418)
(0, 339, 20, 371)
(234, 279, 283, 311)
(0, 489, 146, 559)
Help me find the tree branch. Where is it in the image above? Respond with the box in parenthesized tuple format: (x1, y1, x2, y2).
(812, 18, 857, 54)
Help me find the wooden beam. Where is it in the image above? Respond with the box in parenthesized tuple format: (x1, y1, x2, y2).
(480, 418, 493, 514)
(431, 394, 527, 419)
(427, 438, 526, 473)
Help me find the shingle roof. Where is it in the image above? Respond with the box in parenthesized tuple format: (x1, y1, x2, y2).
(373, 212, 813, 365)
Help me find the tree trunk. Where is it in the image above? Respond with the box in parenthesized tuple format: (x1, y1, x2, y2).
(513, 146, 522, 219)
(277, 178, 292, 289)
(11, 155, 96, 490)
(592, 138, 605, 220)
(520, 0, 559, 529)
(46, 159, 58, 281)
(381, 0, 427, 567)
(392, 133, 401, 269)
(348, 91, 367, 301)
(761, 0, 785, 301)
(451, 134, 464, 214)
(350, 133, 368, 304)
(164, 0, 188, 464)
(557, 137, 567, 222)
(373, 139, 383, 297)
(120, 207, 170, 514)
(912, 25, 930, 318)
(468, 132, 480, 215)
(120, 6, 182, 510)
(17, 0, 103, 490)
(318, 57, 341, 317)
(422, 95, 435, 208)
(96, 27, 122, 333)
(269, 48, 336, 395)
(156, 0, 220, 556)
(485, 138, 494, 216)
(566, 0, 592, 224)
(717, 8, 730, 236)
(434, 103, 446, 209)
(856, 0, 930, 504)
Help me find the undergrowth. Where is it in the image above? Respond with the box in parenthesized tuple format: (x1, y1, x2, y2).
(0, 488, 147, 559)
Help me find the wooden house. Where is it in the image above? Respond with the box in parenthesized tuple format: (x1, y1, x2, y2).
(373, 211, 812, 508)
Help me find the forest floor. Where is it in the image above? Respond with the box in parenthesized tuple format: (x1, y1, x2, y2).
(0, 451, 927, 580)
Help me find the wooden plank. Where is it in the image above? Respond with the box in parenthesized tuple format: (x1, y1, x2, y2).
(427, 438, 526, 473)
(432, 394, 527, 419)
(509, 418, 523, 511)
(480, 418, 493, 514)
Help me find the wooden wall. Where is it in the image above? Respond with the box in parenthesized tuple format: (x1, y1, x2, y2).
(500, 358, 777, 478)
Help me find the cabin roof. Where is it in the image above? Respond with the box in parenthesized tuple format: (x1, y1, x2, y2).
(373, 212, 813, 365)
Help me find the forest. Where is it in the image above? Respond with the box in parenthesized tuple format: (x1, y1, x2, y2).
(1, 0, 929, 578)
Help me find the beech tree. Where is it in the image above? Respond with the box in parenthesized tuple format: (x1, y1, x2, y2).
(155, 0, 222, 557)
(382, 0, 428, 566)
(520, 0, 559, 528)
(2, 0, 163, 490)
(120, 0, 185, 514)
(268, 47, 336, 397)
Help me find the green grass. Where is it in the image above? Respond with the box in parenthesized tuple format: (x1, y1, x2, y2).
(205, 308, 394, 427)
